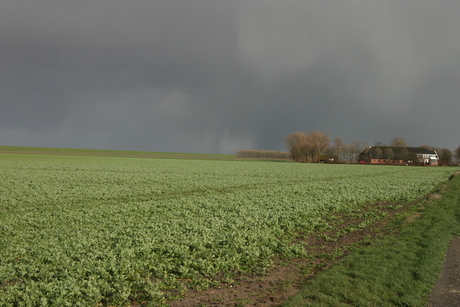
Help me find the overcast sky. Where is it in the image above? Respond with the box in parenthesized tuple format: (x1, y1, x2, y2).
(1, 1, 459, 154)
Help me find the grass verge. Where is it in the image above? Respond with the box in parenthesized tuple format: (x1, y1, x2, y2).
(283, 175, 460, 307)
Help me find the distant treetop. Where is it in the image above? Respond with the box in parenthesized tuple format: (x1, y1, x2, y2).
(390, 137, 408, 147)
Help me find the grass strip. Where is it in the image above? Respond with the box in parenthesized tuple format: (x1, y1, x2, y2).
(283, 175, 460, 307)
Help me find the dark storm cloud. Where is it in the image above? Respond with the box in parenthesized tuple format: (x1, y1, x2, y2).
(1, 1, 459, 153)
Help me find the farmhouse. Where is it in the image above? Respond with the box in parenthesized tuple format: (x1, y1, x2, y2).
(359, 146, 439, 166)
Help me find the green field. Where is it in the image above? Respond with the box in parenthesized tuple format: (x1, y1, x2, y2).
(0, 152, 457, 306)
(0, 145, 236, 159)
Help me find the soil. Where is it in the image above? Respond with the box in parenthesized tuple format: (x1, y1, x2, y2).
(167, 201, 414, 307)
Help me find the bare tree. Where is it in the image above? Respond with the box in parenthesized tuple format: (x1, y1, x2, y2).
(352, 141, 368, 153)
(439, 148, 453, 166)
(333, 136, 345, 162)
(455, 145, 460, 162)
(350, 141, 368, 162)
(236, 150, 290, 159)
(420, 145, 436, 151)
(342, 141, 367, 163)
(284, 131, 331, 163)
(342, 144, 360, 163)
(390, 137, 408, 147)
(323, 145, 335, 156)
(284, 132, 308, 162)
(307, 131, 331, 163)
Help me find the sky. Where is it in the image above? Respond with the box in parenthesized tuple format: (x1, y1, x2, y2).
(1, 1, 459, 154)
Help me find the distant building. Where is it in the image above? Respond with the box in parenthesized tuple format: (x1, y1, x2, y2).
(319, 154, 339, 163)
(359, 146, 439, 166)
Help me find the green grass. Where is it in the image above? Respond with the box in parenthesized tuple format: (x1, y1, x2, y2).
(283, 175, 460, 307)
(0, 145, 236, 159)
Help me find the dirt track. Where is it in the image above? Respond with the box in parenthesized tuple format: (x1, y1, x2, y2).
(168, 201, 413, 306)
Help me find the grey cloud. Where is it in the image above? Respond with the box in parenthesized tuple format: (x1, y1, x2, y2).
(1, 1, 459, 153)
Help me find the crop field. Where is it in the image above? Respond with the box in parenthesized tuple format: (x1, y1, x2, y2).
(0, 153, 457, 306)
(0, 145, 236, 159)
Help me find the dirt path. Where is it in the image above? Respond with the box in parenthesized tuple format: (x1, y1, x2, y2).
(429, 237, 460, 306)
(168, 202, 413, 306)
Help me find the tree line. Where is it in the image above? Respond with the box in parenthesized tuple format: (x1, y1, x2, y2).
(284, 131, 367, 163)
(284, 132, 460, 165)
(236, 132, 460, 165)
(455, 146, 460, 164)
(235, 150, 290, 159)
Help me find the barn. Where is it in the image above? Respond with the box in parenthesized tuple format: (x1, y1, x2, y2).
(359, 146, 439, 166)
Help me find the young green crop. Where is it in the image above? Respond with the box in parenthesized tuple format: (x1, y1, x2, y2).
(0, 154, 457, 306)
